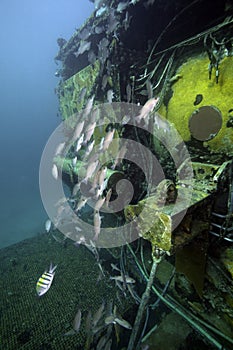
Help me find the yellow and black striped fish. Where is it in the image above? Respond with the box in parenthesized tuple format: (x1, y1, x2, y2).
(36, 263, 57, 296)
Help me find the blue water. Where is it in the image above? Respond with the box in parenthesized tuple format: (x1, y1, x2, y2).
(0, 0, 94, 249)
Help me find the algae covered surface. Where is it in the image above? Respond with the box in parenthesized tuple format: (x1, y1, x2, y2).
(166, 55, 233, 155)
(0, 234, 123, 349)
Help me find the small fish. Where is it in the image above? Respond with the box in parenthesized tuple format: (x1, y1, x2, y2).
(105, 188, 112, 207)
(83, 95, 95, 118)
(72, 120, 85, 142)
(103, 129, 115, 151)
(72, 182, 80, 196)
(85, 140, 95, 158)
(92, 301, 105, 328)
(93, 210, 102, 241)
(105, 315, 116, 325)
(84, 159, 99, 182)
(52, 163, 58, 180)
(107, 89, 114, 103)
(96, 5, 107, 17)
(78, 87, 87, 102)
(110, 275, 135, 284)
(104, 314, 132, 329)
(45, 219, 52, 233)
(84, 121, 96, 144)
(135, 97, 159, 123)
(75, 133, 84, 152)
(73, 309, 82, 332)
(36, 263, 57, 296)
(55, 142, 65, 156)
(115, 317, 132, 329)
(110, 263, 121, 272)
(99, 137, 105, 151)
(126, 83, 132, 102)
(76, 196, 88, 212)
(117, 2, 128, 12)
(72, 156, 77, 167)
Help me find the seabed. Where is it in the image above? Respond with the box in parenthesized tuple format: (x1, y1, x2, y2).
(0, 234, 129, 349)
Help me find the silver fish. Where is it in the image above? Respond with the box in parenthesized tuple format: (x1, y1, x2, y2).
(84, 121, 96, 144)
(105, 307, 132, 329)
(96, 5, 107, 17)
(93, 210, 101, 241)
(72, 182, 80, 196)
(117, 2, 128, 12)
(73, 309, 82, 332)
(107, 89, 114, 103)
(115, 316, 132, 329)
(73, 120, 85, 142)
(105, 188, 112, 208)
(55, 142, 65, 156)
(78, 87, 87, 102)
(103, 129, 115, 151)
(84, 159, 99, 182)
(99, 137, 105, 151)
(83, 95, 95, 118)
(76, 196, 88, 212)
(110, 263, 121, 272)
(36, 263, 57, 296)
(92, 301, 105, 328)
(52, 164, 58, 180)
(110, 275, 135, 284)
(85, 140, 95, 158)
(72, 156, 77, 167)
(135, 97, 160, 123)
(105, 315, 116, 325)
(75, 133, 84, 153)
(126, 83, 132, 103)
(45, 219, 52, 233)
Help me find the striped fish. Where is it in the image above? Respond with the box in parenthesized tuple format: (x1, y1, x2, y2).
(36, 263, 57, 296)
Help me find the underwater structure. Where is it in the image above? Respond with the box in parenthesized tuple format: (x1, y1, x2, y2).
(1, 0, 233, 349)
(51, 0, 233, 349)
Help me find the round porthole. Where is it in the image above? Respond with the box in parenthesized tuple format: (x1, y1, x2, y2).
(189, 105, 222, 141)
